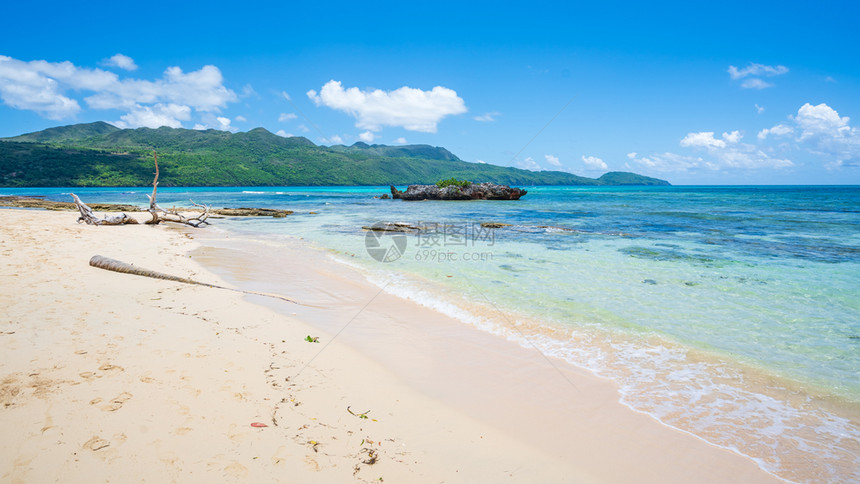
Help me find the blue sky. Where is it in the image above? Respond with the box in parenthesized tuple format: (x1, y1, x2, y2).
(1, 0, 858, 184)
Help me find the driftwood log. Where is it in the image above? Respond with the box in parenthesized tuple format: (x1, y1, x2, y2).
(145, 152, 211, 227)
(89, 255, 298, 304)
(72, 151, 211, 227)
(72, 193, 139, 225)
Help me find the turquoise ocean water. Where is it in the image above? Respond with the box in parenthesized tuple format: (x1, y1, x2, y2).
(6, 185, 859, 481)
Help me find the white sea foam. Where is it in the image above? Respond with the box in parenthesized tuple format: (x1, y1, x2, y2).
(333, 252, 860, 483)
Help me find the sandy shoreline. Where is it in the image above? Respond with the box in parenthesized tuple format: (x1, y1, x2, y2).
(1, 209, 781, 482)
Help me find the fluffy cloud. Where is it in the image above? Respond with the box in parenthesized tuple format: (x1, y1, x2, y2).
(790, 103, 859, 167)
(793, 102, 852, 139)
(728, 63, 789, 80)
(307, 80, 466, 133)
(320, 134, 344, 145)
(474, 111, 500, 122)
(104, 54, 138, 71)
(116, 103, 190, 129)
(581, 155, 608, 171)
(85, 65, 236, 112)
(741, 78, 773, 89)
(628, 152, 710, 172)
(544, 154, 561, 166)
(679, 130, 791, 169)
(757, 124, 793, 140)
(275, 129, 294, 138)
(0, 55, 237, 128)
(393, 137, 407, 144)
(680, 131, 738, 149)
(359, 131, 376, 143)
(278, 112, 297, 122)
(518, 156, 541, 171)
(631, 103, 859, 175)
(635, 128, 791, 173)
(728, 63, 788, 89)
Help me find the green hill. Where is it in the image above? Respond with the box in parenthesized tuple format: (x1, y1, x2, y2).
(0, 123, 670, 187)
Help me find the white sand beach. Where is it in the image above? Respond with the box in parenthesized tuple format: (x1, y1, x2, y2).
(0, 209, 782, 483)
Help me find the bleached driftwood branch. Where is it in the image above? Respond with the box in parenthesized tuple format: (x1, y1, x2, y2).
(145, 151, 211, 227)
(71, 193, 138, 225)
(71, 151, 210, 228)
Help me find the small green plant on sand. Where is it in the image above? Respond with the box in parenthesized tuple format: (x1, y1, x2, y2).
(305, 335, 319, 343)
(348, 406, 370, 419)
(436, 177, 471, 188)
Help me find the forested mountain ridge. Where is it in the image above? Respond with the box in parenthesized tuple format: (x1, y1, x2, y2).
(0, 122, 670, 187)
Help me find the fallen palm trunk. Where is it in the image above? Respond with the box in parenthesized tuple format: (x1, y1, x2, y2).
(89, 255, 298, 304)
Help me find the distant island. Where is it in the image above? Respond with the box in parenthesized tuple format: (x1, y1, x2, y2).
(0, 122, 670, 187)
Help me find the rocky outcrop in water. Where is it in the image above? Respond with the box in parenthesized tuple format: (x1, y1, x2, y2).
(389, 183, 527, 201)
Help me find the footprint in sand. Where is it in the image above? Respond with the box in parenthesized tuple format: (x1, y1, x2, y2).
(83, 436, 110, 451)
(101, 392, 133, 412)
(223, 462, 248, 478)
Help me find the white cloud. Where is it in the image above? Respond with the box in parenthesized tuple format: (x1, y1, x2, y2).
(476, 159, 487, 164)
(544, 154, 561, 167)
(320, 135, 344, 145)
(741, 78, 773, 89)
(239, 84, 256, 98)
(757, 124, 793, 140)
(632, 103, 860, 175)
(518, 156, 541, 171)
(216, 116, 235, 132)
(359, 131, 376, 143)
(275, 130, 294, 138)
(728, 63, 787, 90)
(628, 152, 710, 172)
(728, 63, 789, 80)
(85, 65, 236, 112)
(393, 137, 407, 144)
(581, 155, 608, 171)
(680, 131, 727, 149)
(789, 103, 859, 167)
(474, 111, 500, 122)
(0, 55, 237, 127)
(115, 103, 191, 129)
(307, 80, 466, 133)
(235, 115, 247, 122)
(722, 130, 742, 144)
(755, 104, 765, 114)
(297, 124, 309, 133)
(281, 91, 291, 101)
(278, 112, 297, 122)
(677, 129, 791, 169)
(793, 102, 851, 140)
(104, 54, 138, 71)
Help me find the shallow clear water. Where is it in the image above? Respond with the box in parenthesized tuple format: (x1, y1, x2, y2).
(7, 185, 859, 482)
